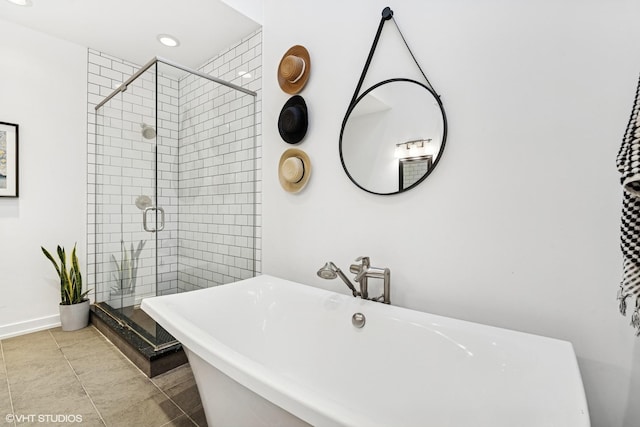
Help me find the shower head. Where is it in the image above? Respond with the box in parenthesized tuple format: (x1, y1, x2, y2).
(317, 261, 359, 297)
(135, 195, 152, 210)
(141, 123, 156, 139)
(317, 262, 338, 280)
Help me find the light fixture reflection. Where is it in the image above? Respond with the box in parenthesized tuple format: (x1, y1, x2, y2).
(394, 139, 432, 159)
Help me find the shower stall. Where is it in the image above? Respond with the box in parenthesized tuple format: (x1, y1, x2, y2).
(91, 56, 258, 358)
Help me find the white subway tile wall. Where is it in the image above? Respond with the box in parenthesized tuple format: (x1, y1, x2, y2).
(178, 31, 261, 291)
(87, 29, 262, 306)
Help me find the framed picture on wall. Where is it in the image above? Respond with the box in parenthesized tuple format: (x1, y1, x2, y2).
(0, 122, 19, 197)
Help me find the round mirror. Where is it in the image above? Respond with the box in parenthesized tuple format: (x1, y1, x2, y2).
(339, 79, 447, 195)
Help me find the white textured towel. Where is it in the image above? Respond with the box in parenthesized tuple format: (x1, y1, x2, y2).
(616, 74, 640, 335)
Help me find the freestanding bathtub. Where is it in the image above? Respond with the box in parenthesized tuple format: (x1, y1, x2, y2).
(141, 275, 590, 427)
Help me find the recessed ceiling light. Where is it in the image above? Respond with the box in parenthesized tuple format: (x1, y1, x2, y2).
(157, 34, 180, 48)
(6, 0, 33, 6)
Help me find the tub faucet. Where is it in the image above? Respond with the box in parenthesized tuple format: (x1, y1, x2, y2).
(317, 257, 391, 304)
(349, 256, 371, 299)
(350, 256, 391, 304)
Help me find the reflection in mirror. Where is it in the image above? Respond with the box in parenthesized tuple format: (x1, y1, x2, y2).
(399, 155, 432, 190)
(340, 79, 446, 195)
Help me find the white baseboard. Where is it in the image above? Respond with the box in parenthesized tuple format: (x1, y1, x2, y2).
(0, 315, 61, 340)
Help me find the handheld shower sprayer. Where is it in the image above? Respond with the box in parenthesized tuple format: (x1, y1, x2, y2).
(317, 262, 360, 297)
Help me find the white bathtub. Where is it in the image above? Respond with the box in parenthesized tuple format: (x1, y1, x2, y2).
(141, 275, 590, 427)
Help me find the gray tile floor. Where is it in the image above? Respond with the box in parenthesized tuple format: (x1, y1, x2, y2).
(0, 326, 207, 427)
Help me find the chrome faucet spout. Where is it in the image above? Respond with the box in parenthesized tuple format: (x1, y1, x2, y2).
(351, 256, 391, 304)
(351, 256, 370, 282)
(350, 256, 371, 298)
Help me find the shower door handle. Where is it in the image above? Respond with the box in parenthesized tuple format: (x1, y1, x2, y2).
(156, 207, 165, 232)
(143, 206, 165, 232)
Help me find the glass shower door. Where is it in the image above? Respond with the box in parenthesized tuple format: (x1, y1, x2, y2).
(92, 55, 258, 352)
(94, 62, 176, 349)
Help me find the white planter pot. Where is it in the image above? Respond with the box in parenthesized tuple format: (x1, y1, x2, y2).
(59, 300, 90, 331)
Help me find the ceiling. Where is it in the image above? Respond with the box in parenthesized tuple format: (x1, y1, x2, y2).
(0, 0, 261, 70)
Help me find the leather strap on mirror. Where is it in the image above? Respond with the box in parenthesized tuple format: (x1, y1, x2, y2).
(349, 6, 439, 109)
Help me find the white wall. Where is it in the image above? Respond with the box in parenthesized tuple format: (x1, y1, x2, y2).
(261, 1, 640, 426)
(0, 19, 87, 338)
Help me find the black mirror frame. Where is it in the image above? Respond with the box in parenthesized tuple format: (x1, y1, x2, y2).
(339, 78, 448, 195)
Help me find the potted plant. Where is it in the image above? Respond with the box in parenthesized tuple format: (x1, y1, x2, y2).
(41, 243, 90, 331)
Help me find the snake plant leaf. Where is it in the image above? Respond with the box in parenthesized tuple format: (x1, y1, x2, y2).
(57, 245, 66, 274)
(71, 244, 83, 303)
(42, 246, 65, 302)
(41, 246, 61, 277)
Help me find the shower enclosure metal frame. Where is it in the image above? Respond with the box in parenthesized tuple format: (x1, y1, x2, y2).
(93, 56, 258, 352)
(96, 56, 256, 110)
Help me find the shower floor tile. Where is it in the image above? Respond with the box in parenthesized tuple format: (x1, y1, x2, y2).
(0, 327, 207, 427)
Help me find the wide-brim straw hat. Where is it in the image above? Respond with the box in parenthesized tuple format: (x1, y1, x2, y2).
(279, 148, 311, 193)
(278, 45, 311, 94)
(278, 95, 308, 144)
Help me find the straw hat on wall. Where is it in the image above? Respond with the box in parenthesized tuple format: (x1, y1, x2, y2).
(277, 45, 311, 94)
(278, 148, 311, 193)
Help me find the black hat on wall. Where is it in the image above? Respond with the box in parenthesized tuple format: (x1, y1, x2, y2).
(278, 95, 308, 144)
